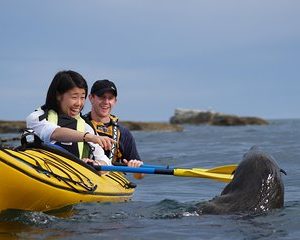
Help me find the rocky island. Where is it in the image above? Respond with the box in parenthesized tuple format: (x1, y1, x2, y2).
(170, 109, 269, 126)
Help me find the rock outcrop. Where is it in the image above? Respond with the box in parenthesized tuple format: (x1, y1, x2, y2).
(170, 109, 269, 126)
(120, 121, 183, 132)
(0, 120, 26, 133)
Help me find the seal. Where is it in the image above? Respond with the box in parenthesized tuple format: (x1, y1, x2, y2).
(197, 146, 286, 214)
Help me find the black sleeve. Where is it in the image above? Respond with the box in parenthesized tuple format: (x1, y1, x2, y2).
(119, 125, 141, 160)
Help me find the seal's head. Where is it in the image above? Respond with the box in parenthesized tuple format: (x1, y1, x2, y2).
(199, 146, 285, 214)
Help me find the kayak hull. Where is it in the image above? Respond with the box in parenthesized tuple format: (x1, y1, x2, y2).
(0, 146, 135, 212)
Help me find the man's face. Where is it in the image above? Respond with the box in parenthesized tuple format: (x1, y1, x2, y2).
(89, 91, 117, 118)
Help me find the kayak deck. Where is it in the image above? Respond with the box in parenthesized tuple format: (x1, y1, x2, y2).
(0, 146, 135, 212)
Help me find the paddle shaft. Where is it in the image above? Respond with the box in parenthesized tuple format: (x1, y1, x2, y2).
(95, 165, 175, 175)
(113, 162, 236, 174)
(94, 165, 234, 183)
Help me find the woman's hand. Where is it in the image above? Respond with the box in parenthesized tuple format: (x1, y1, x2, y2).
(82, 158, 108, 175)
(84, 133, 116, 150)
(82, 158, 107, 166)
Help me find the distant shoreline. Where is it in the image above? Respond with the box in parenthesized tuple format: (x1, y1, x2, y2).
(0, 120, 183, 134)
(2, 117, 296, 135)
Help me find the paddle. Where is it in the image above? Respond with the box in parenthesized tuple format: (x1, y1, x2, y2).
(94, 164, 237, 183)
(141, 164, 237, 174)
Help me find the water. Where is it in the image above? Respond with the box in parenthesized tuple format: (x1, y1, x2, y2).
(1, 119, 300, 239)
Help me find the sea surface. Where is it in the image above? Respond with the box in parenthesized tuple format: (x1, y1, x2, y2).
(0, 119, 299, 240)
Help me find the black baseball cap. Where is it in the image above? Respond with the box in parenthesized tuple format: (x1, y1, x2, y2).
(90, 79, 117, 97)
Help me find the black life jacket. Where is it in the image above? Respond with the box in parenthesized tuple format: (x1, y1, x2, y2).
(46, 109, 91, 159)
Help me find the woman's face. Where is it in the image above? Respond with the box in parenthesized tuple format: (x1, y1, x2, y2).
(57, 87, 86, 117)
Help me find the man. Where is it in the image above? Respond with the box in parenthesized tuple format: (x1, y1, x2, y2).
(84, 79, 144, 179)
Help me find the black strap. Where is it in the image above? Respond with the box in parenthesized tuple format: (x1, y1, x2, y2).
(109, 121, 119, 162)
(21, 128, 43, 148)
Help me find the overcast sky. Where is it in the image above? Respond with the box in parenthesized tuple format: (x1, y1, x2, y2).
(1, 0, 299, 121)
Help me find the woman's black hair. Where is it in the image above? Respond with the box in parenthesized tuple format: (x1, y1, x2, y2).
(42, 70, 88, 112)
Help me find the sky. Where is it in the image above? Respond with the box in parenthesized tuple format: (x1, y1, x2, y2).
(0, 0, 299, 121)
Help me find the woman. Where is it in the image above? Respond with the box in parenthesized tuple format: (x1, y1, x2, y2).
(26, 70, 114, 167)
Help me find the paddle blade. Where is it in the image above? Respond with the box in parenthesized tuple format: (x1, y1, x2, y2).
(173, 169, 234, 183)
(193, 164, 237, 174)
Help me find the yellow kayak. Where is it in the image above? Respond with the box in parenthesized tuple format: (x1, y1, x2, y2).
(0, 145, 135, 212)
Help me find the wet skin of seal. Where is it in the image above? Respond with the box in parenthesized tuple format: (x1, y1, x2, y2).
(197, 147, 285, 215)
